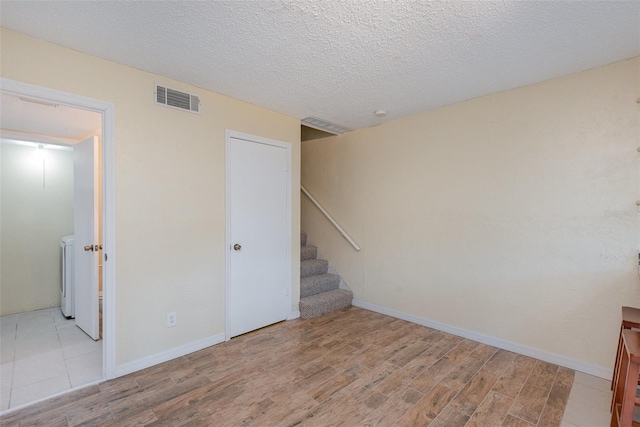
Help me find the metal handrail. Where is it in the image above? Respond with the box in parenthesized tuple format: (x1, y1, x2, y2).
(301, 185, 361, 251)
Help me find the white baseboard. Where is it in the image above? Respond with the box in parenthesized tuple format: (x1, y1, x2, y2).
(352, 299, 612, 380)
(114, 333, 225, 378)
(288, 310, 300, 320)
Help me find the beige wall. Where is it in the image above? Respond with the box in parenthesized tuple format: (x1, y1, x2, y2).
(0, 28, 301, 366)
(0, 142, 74, 315)
(302, 57, 640, 374)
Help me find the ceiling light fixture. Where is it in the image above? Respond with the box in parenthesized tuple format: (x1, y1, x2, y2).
(33, 143, 48, 159)
(302, 117, 351, 135)
(375, 110, 387, 117)
(33, 143, 48, 189)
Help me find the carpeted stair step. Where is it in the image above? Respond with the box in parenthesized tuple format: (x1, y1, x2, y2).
(299, 232, 351, 319)
(300, 245, 317, 261)
(301, 259, 328, 278)
(299, 289, 353, 319)
(301, 273, 340, 298)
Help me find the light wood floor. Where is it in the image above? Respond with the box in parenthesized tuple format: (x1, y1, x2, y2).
(0, 307, 573, 426)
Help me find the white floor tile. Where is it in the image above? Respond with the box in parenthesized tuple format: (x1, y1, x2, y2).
(62, 339, 102, 359)
(0, 323, 17, 339)
(0, 314, 19, 327)
(16, 314, 53, 328)
(1, 362, 13, 392)
(68, 364, 102, 388)
(13, 334, 61, 361)
(17, 308, 54, 320)
(0, 307, 102, 410)
(0, 307, 103, 410)
(573, 371, 611, 392)
(65, 349, 102, 370)
(13, 350, 66, 388)
(10, 374, 71, 408)
(0, 341, 15, 365)
(55, 319, 77, 331)
(15, 327, 60, 344)
(58, 325, 93, 346)
(63, 338, 102, 390)
(16, 321, 57, 339)
(51, 309, 69, 324)
(13, 349, 65, 367)
(562, 397, 611, 427)
(0, 388, 9, 411)
(568, 381, 612, 410)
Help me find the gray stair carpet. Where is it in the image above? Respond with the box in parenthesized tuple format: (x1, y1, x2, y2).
(300, 259, 328, 278)
(300, 289, 353, 319)
(301, 245, 317, 261)
(301, 273, 340, 298)
(299, 232, 352, 319)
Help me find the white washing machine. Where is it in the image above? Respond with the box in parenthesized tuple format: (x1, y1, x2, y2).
(60, 235, 75, 318)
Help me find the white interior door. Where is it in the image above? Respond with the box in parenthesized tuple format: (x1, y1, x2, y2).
(74, 136, 100, 340)
(227, 133, 290, 338)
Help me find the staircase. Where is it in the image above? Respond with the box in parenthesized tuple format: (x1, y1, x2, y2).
(299, 232, 353, 319)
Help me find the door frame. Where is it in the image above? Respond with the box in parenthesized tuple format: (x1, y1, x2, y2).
(1, 78, 117, 380)
(224, 130, 292, 341)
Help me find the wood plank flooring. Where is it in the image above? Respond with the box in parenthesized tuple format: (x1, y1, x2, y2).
(0, 307, 574, 426)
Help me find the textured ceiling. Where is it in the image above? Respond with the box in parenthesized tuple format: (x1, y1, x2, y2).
(1, 1, 638, 131)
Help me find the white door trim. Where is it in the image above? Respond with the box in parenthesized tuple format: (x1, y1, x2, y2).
(0, 78, 117, 379)
(225, 130, 292, 341)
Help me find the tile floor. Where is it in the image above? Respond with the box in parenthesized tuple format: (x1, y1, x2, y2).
(0, 307, 622, 426)
(561, 371, 613, 426)
(0, 307, 103, 411)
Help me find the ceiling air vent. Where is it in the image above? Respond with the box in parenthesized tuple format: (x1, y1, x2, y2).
(301, 117, 351, 134)
(155, 84, 200, 114)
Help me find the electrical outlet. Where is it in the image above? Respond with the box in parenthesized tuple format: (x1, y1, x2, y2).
(166, 312, 177, 328)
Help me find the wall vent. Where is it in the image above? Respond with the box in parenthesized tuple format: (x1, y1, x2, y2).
(154, 84, 200, 114)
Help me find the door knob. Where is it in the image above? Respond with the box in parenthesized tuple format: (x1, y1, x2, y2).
(84, 245, 94, 252)
(233, 244, 242, 251)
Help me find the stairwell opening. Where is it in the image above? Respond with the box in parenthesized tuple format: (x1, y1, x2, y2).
(301, 124, 335, 142)
(299, 232, 353, 319)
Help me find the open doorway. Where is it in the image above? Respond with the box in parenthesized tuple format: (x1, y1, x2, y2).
(0, 80, 116, 411)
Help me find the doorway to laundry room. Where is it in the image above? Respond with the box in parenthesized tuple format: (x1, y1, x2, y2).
(0, 92, 104, 411)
